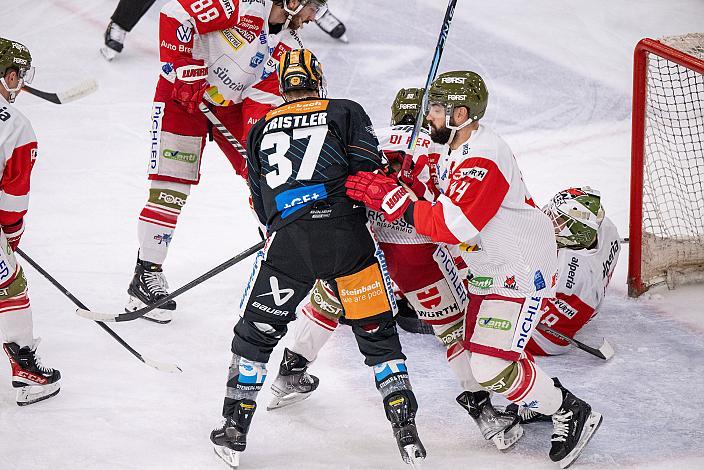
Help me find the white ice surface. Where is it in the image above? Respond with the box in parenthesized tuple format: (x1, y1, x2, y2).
(1, 1, 704, 469)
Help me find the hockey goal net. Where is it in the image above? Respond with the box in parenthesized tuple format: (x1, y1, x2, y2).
(629, 33, 704, 296)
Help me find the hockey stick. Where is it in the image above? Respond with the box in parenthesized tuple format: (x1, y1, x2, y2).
(407, 0, 457, 156)
(536, 323, 614, 361)
(15, 248, 181, 373)
(75, 240, 266, 323)
(23, 80, 98, 105)
(199, 101, 248, 158)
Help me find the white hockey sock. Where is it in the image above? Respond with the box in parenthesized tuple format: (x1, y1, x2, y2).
(0, 300, 33, 348)
(289, 303, 337, 363)
(447, 347, 483, 392)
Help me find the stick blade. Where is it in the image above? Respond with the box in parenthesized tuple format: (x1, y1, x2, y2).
(75, 307, 118, 322)
(598, 338, 615, 361)
(57, 79, 98, 103)
(141, 356, 183, 373)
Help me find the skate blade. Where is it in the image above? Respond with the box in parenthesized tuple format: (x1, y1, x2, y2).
(559, 412, 603, 469)
(402, 444, 425, 469)
(267, 390, 314, 410)
(214, 445, 240, 469)
(16, 381, 61, 406)
(100, 46, 118, 61)
(125, 297, 173, 324)
(492, 422, 524, 450)
(338, 33, 349, 43)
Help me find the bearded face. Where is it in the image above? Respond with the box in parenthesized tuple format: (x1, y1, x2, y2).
(429, 122, 452, 144)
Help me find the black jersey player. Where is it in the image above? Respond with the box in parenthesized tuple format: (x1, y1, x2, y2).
(209, 49, 425, 469)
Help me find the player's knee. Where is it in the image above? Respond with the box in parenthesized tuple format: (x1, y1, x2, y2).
(309, 280, 343, 322)
(0, 266, 27, 302)
(231, 319, 288, 363)
(470, 353, 519, 394)
(432, 317, 464, 351)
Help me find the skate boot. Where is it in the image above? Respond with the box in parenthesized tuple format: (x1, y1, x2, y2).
(506, 402, 552, 424)
(126, 258, 176, 324)
(3, 340, 61, 406)
(100, 21, 127, 61)
(549, 379, 602, 469)
(457, 390, 524, 450)
(384, 390, 426, 468)
(211, 399, 257, 469)
(268, 348, 319, 410)
(315, 9, 348, 43)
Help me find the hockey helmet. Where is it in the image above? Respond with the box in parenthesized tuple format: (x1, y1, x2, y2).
(278, 48, 325, 99)
(281, 0, 328, 19)
(428, 71, 488, 127)
(391, 87, 425, 126)
(0, 38, 34, 83)
(543, 187, 605, 249)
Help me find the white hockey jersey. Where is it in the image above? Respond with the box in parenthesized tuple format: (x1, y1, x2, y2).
(0, 94, 37, 229)
(529, 216, 621, 355)
(160, 0, 303, 108)
(411, 124, 558, 298)
(368, 125, 441, 245)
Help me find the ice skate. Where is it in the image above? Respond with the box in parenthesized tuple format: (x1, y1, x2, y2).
(506, 402, 552, 424)
(268, 348, 319, 410)
(3, 340, 61, 406)
(384, 391, 426, 468)
(211, 399, 257, 469)
(549, 380, 602, 468)
(315, 9, 348, 43)
(126, 258, 176, 324)
(100, 21, 126, 61)
(457, 390, 524, 450)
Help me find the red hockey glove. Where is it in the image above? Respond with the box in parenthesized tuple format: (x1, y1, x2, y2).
(171, 57, 209, 113)
(345, 171, 412, 222)
(3, 218, 24, 251)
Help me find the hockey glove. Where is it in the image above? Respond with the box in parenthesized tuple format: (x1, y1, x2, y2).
(171, 57, 209, 113)
(2, 218, 24, 251)
(345, 171, 412, 222)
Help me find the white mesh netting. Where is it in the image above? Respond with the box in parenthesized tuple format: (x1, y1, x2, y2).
(641, 33, 704, 289)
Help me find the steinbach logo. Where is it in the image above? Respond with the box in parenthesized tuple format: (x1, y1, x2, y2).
(257, 276, 294, 306)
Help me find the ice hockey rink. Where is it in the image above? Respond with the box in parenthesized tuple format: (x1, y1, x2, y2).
(1, 0, 704, 468)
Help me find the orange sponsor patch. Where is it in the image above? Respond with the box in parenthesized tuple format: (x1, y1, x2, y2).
(266, 99, 329, 120)
(336, 264, 391, 320)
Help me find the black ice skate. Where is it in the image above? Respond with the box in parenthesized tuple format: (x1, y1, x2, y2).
(126, 258, 176, 324)
(100, 21, 127, 61)
(211, 399, 257, 469)
(505, 402, 553, 424)
(315, 9, 348, 43)
(268, 348, 319, 410)
(3, 340, 61, 406)
(457, 390, 524, 450)
(384, 390, 426, 468)
(549, 380, 602, 469)
(395, 297, 434, 335)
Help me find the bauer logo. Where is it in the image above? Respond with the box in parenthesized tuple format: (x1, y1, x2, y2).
(478, 317, 512, 331)
(162, 149, 198, 163)
(257, 276, 295, 306)
(176, 24, 193, 43)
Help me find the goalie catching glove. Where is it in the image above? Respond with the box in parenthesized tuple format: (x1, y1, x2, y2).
(345, 170, 414, 222)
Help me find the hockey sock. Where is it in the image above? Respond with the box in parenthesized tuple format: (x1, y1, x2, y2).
(137, 182, 189, 264)
(223, 354, 267, 416)
(374, 359, 412, 397)
(434, 318, 484, 392)
(473, 353, 563, 416)
(0, 269, 33, 348)
(289, 303, 337, 362)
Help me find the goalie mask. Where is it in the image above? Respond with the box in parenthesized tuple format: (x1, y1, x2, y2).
(391, 87, 425, 126)
(0, 38, 34, 103)
(427, 71, 488, 131)
(544, 187, 605, 249)
(278, 48, 326, 100)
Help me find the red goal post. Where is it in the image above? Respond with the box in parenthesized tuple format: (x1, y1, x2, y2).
(629, 34, 704, 296)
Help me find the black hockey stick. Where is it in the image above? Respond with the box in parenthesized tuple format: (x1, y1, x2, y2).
(15, 248, 181, 373)
(23, 80, 98, 104)
(199, 101, 248, 158)
(407, 0, 457, 155)
(536, 323, 614, 361)
(75, 241, 265, 323)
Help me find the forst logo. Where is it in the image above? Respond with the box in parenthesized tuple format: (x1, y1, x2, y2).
(441, 76, 466, 84)
(158, 192, 186, 207)
(448, 94, 467, 101)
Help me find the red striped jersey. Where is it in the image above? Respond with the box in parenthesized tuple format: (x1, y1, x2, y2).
(528, 217, 621, 355)
(0, 94, 37, 229)
(412, 124, 557, 298)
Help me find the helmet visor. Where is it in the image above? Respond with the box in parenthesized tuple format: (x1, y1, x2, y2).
(19, 65, 35, 84)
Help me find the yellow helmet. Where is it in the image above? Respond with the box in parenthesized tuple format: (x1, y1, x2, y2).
(278, 48, 325, 99)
